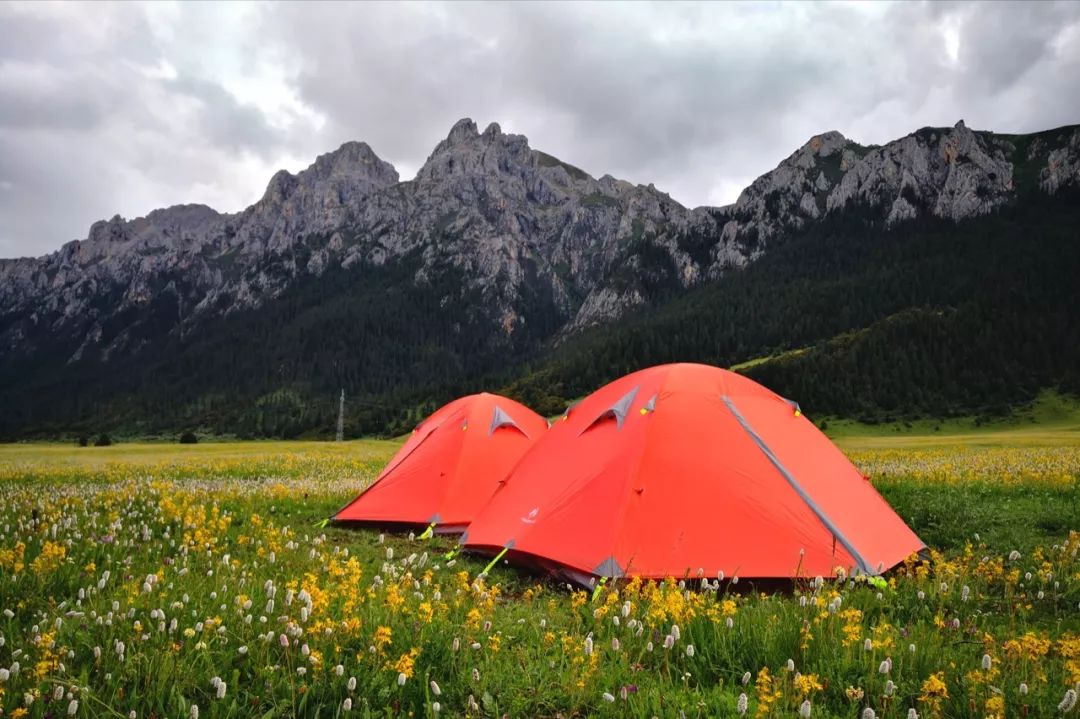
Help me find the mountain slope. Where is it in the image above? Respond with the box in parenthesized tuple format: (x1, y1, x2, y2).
(1, 119, 1078, 437)
(504, 190, 1080, 421)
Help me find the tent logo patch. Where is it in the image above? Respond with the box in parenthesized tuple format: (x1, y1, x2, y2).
(521, 507, 540, 524)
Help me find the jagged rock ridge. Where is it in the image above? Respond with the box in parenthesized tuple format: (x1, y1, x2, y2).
(1, 119, 1078, 365)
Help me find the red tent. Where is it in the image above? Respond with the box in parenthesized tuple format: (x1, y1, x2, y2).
(463, 364, 924, 583)
(332, 393, 547, 534)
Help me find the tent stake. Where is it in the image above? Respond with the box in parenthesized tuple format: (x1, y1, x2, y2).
(418, 522, 436, 540)
(479, 546, 510, 578)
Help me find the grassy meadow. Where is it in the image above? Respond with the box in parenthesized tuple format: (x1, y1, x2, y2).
(0, 421, 1078, 717)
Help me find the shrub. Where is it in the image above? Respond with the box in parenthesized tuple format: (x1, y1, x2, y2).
(179, 431, 199, 444)
(94, 433, 112, 447)
(77, 435, 89, 447)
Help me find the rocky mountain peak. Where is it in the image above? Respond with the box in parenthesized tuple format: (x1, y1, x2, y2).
(260, 141, 399, 206)
(309, 141, 399, 184)
(87, 215, 127, 244)
(802, 131, 849, 159)
(416, 118, 532, 183)
(446, 117, 480, 144)
(2, 118, 1078, 370)
(261, 169, 298, 204)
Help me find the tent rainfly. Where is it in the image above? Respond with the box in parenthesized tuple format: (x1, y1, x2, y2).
(331, 393, 548, 534)
(462, 363, 925, 584)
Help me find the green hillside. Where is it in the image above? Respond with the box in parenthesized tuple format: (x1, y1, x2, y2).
(2, 189, 1077, 439)
(504, 191, 1080, 423)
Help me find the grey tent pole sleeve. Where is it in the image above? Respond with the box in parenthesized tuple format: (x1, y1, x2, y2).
(721, 395, 873, 575)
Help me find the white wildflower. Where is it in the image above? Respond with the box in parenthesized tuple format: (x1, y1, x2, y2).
(1059, 689, 1077, 713)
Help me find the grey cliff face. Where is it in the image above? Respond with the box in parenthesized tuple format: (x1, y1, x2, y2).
(1040, 128, 1080, 194)
(826, 120, 1014, 223)
(718, 120, 1025, 249)
(1, 118, 1077, 363)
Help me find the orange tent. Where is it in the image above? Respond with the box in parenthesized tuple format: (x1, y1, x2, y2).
(332, 393, 547, 534)
(463, 364, 924, 583)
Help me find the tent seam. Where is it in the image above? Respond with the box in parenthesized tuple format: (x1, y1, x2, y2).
(720, 394, 874, 575)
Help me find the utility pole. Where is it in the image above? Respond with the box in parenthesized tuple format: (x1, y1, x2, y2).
(336, 389, 345, 442)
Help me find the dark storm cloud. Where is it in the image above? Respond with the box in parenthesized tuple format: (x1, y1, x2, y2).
(0, 2, 304, 258)
(1, 1, 1078, 257)
(954, 1, 1075, 93)
(164, 76, 285, 157)
(261, 0, 1080, 208)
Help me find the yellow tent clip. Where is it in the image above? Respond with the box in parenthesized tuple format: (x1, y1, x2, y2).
(794, 409, 801, 417)
(461, 421, 468, 431)
(591, 576, 608, 601)
(639, 407, 648, 415)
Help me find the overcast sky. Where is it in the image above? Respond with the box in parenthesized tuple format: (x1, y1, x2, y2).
(1, 1, 1078, 258)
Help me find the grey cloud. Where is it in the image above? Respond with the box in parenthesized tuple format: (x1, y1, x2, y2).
(955, 1, 1076, 93)
(0, 89, 105, 131)
(164, 75, 286, 157)
(1, 0, 1078, 257)
(0, 2, 313, 257)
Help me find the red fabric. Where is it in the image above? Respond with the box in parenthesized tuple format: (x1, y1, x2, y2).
(334, 393, 547, 531)
(464, 364, 924, 580)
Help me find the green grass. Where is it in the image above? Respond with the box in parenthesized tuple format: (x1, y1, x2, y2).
(824, 390, 1080, 449)
(0, 425, 1077, 717)
(729, 347, 809, 372)
(535, 151, 591, 182)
